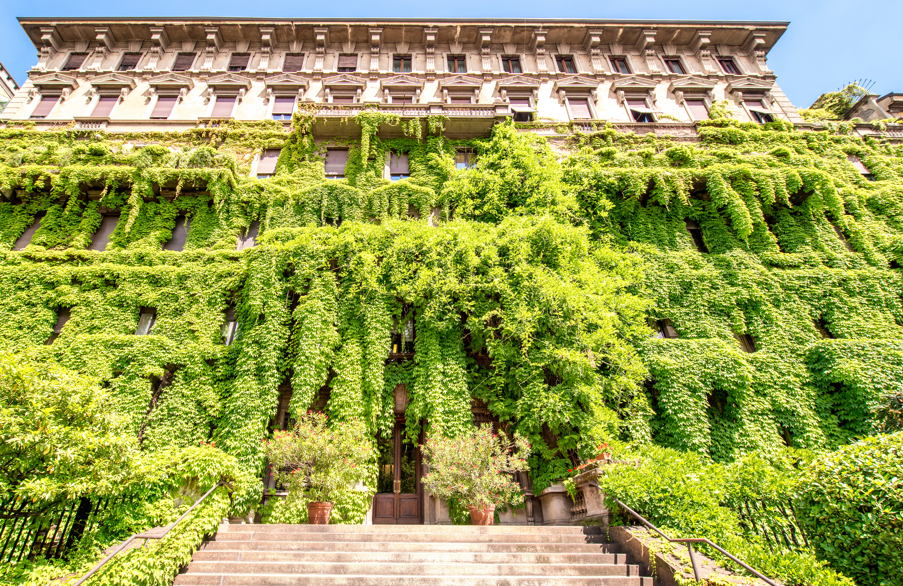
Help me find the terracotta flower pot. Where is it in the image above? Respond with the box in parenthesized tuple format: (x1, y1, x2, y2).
(307, 501, 334, 525)
(468, 505, 496, 525)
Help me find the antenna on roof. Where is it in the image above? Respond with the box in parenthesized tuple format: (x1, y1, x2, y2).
(839, 79, 876, 92)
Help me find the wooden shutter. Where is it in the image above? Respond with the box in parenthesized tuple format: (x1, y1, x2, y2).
(151, 96, 177, 119)
(91, 96, 117, 117)
(212, 96, 236, 117)
(62, 53, 87, 71)
(30, 96, 58, 118)
(389, 153, 409, 175)
(337, 54, 357, 69)
(686, 100, 709, 120)
(229, 53, 250, 70)
(272, 96, 295, 115)
(257, 150, 280, 175)
(569, 98, 592, 119)
(282, 53, 304, 72)
(118, 52, 142, 71)
(172, 52, 196, 71)
(324, 150, 348, 175)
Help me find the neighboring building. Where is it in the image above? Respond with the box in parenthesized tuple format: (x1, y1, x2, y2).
(0, 17, 803, 133)
(0, 61, 19, 112)
(877, 93, 903, 118)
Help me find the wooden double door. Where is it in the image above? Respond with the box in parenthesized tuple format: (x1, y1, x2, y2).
(372, 417, 422, 524)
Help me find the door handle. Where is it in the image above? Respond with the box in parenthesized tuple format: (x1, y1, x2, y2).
(394, 479, 401, 494)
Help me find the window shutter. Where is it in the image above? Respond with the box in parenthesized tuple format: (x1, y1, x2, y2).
(257, 149, 280, 175)
(510, 97, 531, 106)
(229, 53, 250, 70)
(337, 54, 357, 69)
(91, 96, 117, 117)
(172, 52, 196, 71)
(686, 100, 709, 120)
(449, 96, 472, 104)
(118, 53, 142, 71)
(626, 99, 647, 108)
(62, 53, 87, 71)
(569, 98, 592, 119)
(389, 153, 409, 175)
(282, 53, 304, 72)
(272, 96, 295, 115)
(150, 96, 177, 119)
(30, 96, 58, 118)
(332, 95, 355, 104)
(324, 150, 348, 175)
(212, 97, 236, 117)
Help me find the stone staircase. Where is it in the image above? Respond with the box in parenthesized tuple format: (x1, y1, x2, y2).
(174, 524, 654, 585)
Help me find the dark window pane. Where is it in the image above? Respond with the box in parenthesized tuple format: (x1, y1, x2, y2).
(62, 53, 88, 71)
(337, 54, 357, 72)
(610, 58, 630, 74)
(118, 52, 142, 71)
(719, 58, 740, 75)
(556, 56, 576, 73)
(447, 55, 467, 73)
(229, 53, 250, 72)
(664, 59, 685, 74)
(502, 56, 521, 74)
(393, 56, 412, 73)
(172, 52, 196, 71)
(283, 53, 304, 72)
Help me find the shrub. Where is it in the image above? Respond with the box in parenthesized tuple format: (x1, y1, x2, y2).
(796, 433, 903, 586)
(421, 425, 531, 510)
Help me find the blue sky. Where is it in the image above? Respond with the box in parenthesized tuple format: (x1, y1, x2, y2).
(1, 0, 900, 108)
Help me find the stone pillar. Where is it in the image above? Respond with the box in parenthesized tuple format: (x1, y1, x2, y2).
(573, 465, 613, 527)
(537, 482, 573, 525)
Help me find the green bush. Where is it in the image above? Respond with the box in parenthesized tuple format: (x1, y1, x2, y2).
(797, 433, 903, 586)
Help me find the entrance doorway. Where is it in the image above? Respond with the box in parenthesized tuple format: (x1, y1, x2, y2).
(373, 417, 422, 524)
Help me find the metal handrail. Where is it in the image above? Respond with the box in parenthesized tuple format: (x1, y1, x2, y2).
(72, 481, 230, 586)
(609, 496, 778, 586)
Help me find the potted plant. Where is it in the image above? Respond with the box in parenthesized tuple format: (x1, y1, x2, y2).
(265, 411, 372, 524)
(596, 442, 612, 462)
(421, 425, 531, 525)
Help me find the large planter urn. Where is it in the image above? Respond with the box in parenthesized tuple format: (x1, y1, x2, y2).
(307, 501, 334, 524)
(468, 505, 495, 525)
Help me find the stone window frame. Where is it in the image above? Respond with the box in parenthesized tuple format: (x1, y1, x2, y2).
(608, 56, 632, 75)
(623, 93, 658, 123)
(661, 56, 687, 75)
(268, 94, 297, 120)
(60, 51, 90, 72)
(147, 93, 180, 120)
(208, 93, 239, 118)
(681, 94, 712, 122)
(28, 93, 61, 119)
(563, 92, 598, 121)
(226, 51, 254, 72)
(499, 54, 525, 74)
(278, 52, 307, 73)
(169, 51, 199, 72)
(87, 92, 121, 119)
(445, 54, 468, 74)
(742, 94, 776, 124)
(115, 51, 145, 72)
(335, 53, 360, 73)
(553, 54, 579, 75)
(716, 56, 743, 75)
(391, 53, 414, 74)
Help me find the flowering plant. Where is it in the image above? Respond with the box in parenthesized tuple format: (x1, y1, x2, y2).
(421, 425, 531, 510)
(265, 411, 373, 503)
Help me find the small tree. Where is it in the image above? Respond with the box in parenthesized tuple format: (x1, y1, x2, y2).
(265, 411, 374, 504)
(421, 425, 531, 510)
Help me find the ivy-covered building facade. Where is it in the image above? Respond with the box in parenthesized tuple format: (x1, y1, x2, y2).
(0, 17, 902, 584)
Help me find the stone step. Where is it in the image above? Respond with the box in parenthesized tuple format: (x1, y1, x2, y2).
(191, 550, 629, 565)
(212, 532, 607, 544)
(199, 540, 621, 554)
(174, 576, 654, 586)
(182, 561, 641, 577)
(222, 525, 604, 535)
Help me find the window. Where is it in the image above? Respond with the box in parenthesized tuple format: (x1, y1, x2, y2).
(272, 96, 295, 120)
(30, 95, 59, 119)
(89, 215, 119, 251)
(172, 52, 197, 71)
(555, 56, 577, 74)
(91, 96, 117, 118)
(150, 96, 177, 119)
(391, 305, 415, 354)
(282, 53, 304, 73)
(627, 98, 655, 123)
(447, 55, 467, 73)
(449, 96, 472, 104)
(136, 308, 157, 336)
(735, 333, 757, 353)
(117, 52, 142, 71)
(324, 149, 349, 178)
(685, 219, 708, 253)
(236, 221, 259, 251)
(663, 58, 685, 75)
(609, 57, 630, 74)
(46, 307, 71, 345)
(509, 96, 535, 122)
(393, 55, 412, 73)
(686, 99, 709, 121)
(211, 96, 237, 118)
(568, 97, 593, 120)
(455, 151, 476, 169)
(744, 100, 774, 124)
(337, 54, 357, 72)
(13, 214, 42, 250)
(256, 149, 280, 178)
(391, 95, 416, 105)
(332, 95, 355, 104)
(62, 53, 88, 71)
(654, 319, 678, 339)
(815, 318, 834, 339)
(389, 153, 410, 181)
(222, 307, 238, 345)
(501, 56, 521, 74)
(164, 216, 189, 251)
(718, 58, 740, 75)
(228, 53, 250, 72)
